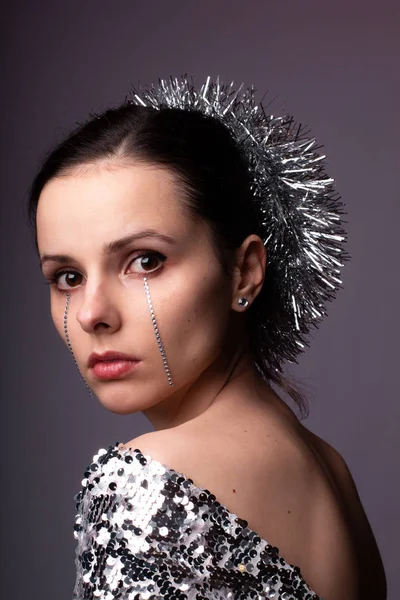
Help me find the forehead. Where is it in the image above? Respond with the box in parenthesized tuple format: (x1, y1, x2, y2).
(36, 163, 190, 252)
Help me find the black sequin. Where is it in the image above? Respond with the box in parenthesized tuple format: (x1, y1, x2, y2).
(72, 442, 323, 599)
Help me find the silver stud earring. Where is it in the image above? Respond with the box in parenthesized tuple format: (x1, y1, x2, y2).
(64, 293, 94, 398)
(237, 297, 249, 309)
(142, 275, 174, 387)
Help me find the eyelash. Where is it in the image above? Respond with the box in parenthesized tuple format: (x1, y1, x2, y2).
(44, 251, 167, 293)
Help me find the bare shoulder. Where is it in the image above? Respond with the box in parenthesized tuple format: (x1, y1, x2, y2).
(121, 430, 190, 465)
(120, 430, 200, 481)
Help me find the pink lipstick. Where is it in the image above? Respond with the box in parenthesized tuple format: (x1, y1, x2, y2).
(91, 359, 141, 380)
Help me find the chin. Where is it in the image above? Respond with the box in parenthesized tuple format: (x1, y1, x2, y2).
(106, 405, 140, 416)
(94, 391, 140, 415)
(95, 386, 163, 416)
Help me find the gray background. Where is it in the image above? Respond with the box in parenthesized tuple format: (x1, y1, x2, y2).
(1, 1, 398, 598)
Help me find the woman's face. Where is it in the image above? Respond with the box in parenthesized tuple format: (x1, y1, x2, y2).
(37, 163, 237, 417)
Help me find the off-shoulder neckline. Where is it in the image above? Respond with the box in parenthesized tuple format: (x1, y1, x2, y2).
(107, 441, 322, 599)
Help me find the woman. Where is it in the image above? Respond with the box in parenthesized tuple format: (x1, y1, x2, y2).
(27, 77, 386, 599)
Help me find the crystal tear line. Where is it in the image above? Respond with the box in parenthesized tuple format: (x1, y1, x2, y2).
(64, 292, 94, 398)
(142, 275, 174, 387)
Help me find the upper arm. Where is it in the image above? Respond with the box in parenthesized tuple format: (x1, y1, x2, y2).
(328, 446, 387, 598)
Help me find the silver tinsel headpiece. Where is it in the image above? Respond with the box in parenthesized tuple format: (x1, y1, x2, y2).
(127, 75, 350, 374)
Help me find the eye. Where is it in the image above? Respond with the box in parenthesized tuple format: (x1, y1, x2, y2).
(45, 251, 166, 292)
(46, 270, 83, 291)
(128, 251, 166, 274)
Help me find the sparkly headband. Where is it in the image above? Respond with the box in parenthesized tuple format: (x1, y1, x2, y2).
(127, 75, 350, 374)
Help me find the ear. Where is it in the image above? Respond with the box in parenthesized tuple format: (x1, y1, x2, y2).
(231, 234, 267, 312)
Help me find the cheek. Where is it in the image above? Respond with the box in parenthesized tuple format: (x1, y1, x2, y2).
(50, 295, 67, 339)
(153, 268, 233, 379)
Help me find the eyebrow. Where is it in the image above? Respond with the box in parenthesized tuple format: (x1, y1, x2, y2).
(39, 229, 176, 270)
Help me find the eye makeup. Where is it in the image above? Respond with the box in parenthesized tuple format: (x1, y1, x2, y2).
(44, 250, 167, 293)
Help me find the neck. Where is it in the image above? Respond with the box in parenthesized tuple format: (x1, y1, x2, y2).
(142, 340, 262, 431)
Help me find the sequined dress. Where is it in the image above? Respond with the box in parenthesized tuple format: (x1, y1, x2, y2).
(72, 442, 322, 599)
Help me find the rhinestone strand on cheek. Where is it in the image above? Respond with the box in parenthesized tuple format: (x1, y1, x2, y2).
(64, 292, 94, 398)
(142, 275, 174, 387)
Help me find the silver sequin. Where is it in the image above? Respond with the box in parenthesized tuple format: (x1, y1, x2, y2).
(72, 442, 323, 599)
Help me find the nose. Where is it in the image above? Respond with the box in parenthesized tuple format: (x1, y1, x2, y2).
(74, 281, 121, 334)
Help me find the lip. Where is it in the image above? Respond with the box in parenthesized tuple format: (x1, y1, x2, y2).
(88, 350, 141, 368)
(90, 359, 141, 380)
